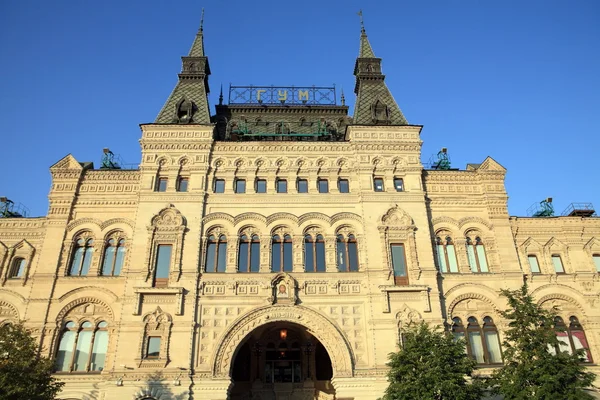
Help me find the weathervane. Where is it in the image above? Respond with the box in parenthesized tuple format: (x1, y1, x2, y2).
(358, 10, 365, 32)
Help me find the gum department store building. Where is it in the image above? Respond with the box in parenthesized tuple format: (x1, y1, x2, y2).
(0, 18, 599, 400)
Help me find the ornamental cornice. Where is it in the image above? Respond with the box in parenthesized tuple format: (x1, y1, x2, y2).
(141, 143, 213, 151)
(74, 200, 138, 206)
(212, 142, 353, 154)
(82, 170, 140, 181)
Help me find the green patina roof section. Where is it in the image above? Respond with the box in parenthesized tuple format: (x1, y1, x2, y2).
(188, 28, 205, 57)
(353, 80, 408, 125)
(353, 30, 408, 125)
(359, 30, 376, 58)
(155, 80, 210, 124)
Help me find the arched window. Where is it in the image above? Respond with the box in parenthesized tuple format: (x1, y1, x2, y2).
(435, 236, 458, 273)
(466, 236, 489, 273)
(336, 234, 358, 272)
(205, 235, 227, 273)
(55, 321, 109, 372)
(458, 316, 502, 364)
(304, 234, 326, 272)
(101, 238, 126, 276)
(8, 257, 26, 279)
(238, 234, 260, 273)
(69, 238, 94, 276)
(553, 317, 592, 362)
(271, 234, 292, 272)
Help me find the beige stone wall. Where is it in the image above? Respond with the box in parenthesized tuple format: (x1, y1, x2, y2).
(0, 123, 598, 399)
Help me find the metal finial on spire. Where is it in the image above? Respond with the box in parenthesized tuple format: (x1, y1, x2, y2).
(219, 83, 223, 105)
(340, 88, 346, 106)
(357, 10, 365, 33)
(200, 8, 205, 32)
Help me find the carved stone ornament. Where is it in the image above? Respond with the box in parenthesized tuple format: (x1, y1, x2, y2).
(269, 273, 298, 305)
(381, 205, 414, 227)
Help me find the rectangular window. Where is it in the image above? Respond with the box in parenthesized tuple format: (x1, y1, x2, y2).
(394, 177, 404, 192)
(154, 245, 172, 287)
(593, 255, 600, 272)
(156, 177, 168, 192)
(256, 179, 267, 193)
(552, 255, 565, 273)
(146, 337, 161, 359)
(176, 177, 189, 192)
(338, 179, 350, 193)
(235, 179, 246, 194)
(390, 244, 409, 285)
(214, 179, 225, 193)
(318, 179, 329, 193)
(528, 255, 541, 274)
(374, 177, 385, 192)
(297, 179, 308, 193)
(276, 179, 288, 193)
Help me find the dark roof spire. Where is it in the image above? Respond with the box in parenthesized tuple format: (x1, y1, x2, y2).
(155, 9, 211, 124)
(352, 15, 407, 125)
(219, 83, 223, 105)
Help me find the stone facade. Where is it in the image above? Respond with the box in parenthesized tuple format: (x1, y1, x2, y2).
(0, 21, 599, 400)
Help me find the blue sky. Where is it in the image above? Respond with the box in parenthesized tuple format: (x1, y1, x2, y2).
(1, 0, 599, 217)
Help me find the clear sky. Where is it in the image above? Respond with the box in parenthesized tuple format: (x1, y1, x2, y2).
(1, 0, 599, 217)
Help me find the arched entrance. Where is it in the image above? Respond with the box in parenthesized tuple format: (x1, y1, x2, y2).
(230, 322, 335, 399)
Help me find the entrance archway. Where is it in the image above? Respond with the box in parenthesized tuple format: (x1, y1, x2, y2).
(211, 305, 354, 399)
(230, 322, 335, 399)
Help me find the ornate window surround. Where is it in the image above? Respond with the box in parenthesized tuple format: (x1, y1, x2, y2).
(1, 240, 35, 285)
(99, 230, 128, 276)
(137, 307, 173, 368)
(378, 206, 419, 284)
(145, 206, 186, 285)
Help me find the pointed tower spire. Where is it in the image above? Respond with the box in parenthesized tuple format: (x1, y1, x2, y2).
(352, 13, 407, 125)
(155, 8, 211, 124)
(218, 83, 223, 105)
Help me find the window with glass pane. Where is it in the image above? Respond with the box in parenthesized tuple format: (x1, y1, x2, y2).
(214, 179, 225, 193)
(569, 317, 593, 362)
(256, 179, 267, 193)
(338, 179, 350, 193)
(55, 321, 109, 373)
(176, 177, 188, 192)
(317, 179, 329, 193)
(238, 234, 260, 273)
(297, 179, 308, 193)
(271, 234, 293, 272)
(466, 236, 489, 273)
(146, 337, 161, 359)
(483, 317, 503, 364)
(153, 245, 172, 287)
(527, 255, 540, 274)
(9, 257, 26, 278)
(435, 236, 458, 273)
(155, 177, 168, 192)
(276, 179, 288, 193)
(552, 254, 565, 273)
(305, 234, 326, 273)
(467, 317, 485, 364)
(451, 318, 466, 343)
(390, 244, 408, 285)
(235, 179, 246, 193)
(206, 235, 227, 273)
(69, 238, 94, 276)
(394, 177, 404, 192)
(593, 254, 600, 272)
(373, 177, 384, 192)
(102, 238, 126, 276)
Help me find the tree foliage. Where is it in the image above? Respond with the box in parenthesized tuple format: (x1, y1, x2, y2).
(380, 321, 484, 400)
(0, 323, 63, 400)
(489, 283, 596, 400)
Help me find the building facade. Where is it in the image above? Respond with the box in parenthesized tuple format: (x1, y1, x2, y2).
(0, 21, 599, 400)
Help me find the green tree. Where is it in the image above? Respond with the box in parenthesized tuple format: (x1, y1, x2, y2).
(489, 283, 596, 400)
(380, 321, 484, 400)
(0, 323, 63, 400)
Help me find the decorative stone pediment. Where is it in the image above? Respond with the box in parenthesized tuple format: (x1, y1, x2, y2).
(381, 205, 413, 228)
(150, 205, 186, 229)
